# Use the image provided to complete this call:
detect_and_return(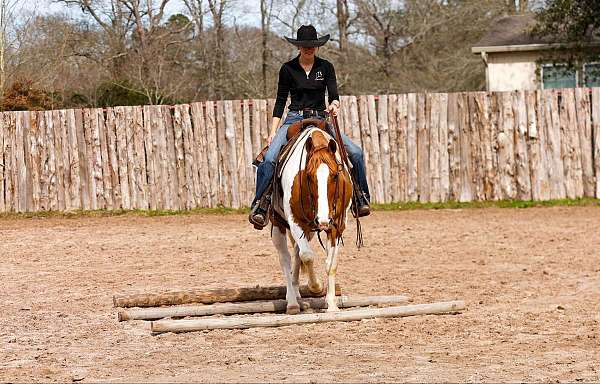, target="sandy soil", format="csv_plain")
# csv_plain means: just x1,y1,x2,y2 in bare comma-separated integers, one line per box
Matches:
1,206,599,383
